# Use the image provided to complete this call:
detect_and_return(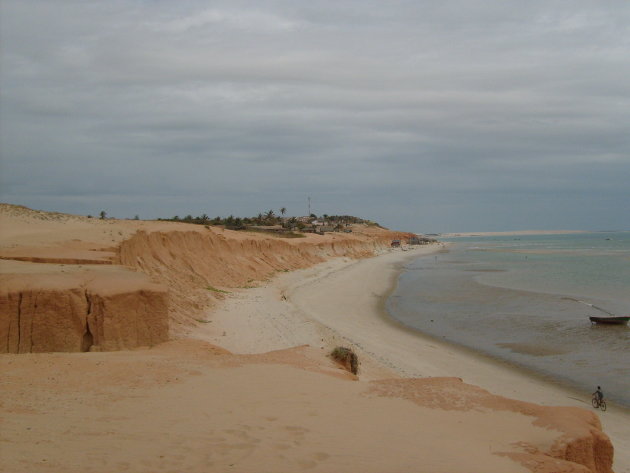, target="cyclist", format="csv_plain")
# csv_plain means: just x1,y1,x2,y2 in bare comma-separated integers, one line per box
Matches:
593,386,604,403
